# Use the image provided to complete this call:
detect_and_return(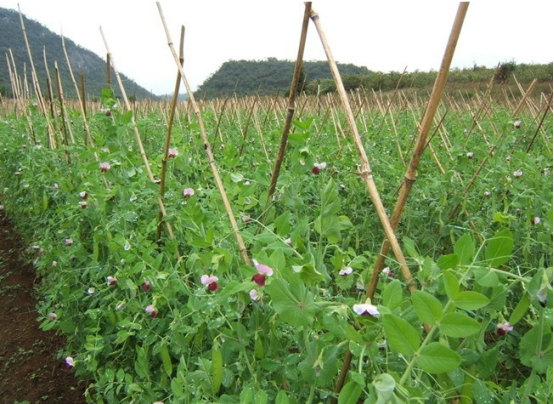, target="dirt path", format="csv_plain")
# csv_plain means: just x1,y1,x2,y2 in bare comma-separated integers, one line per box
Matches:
0,209,87,403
